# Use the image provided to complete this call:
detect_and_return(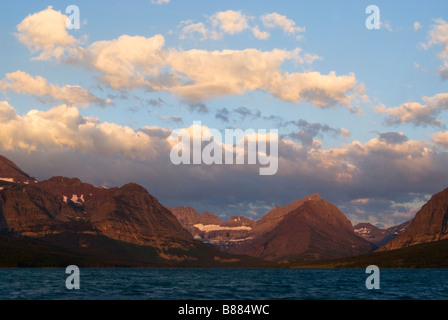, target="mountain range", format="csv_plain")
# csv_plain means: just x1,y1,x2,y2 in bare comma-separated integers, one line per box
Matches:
172,194,374,263
353,221,411,248
1,154,447,267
